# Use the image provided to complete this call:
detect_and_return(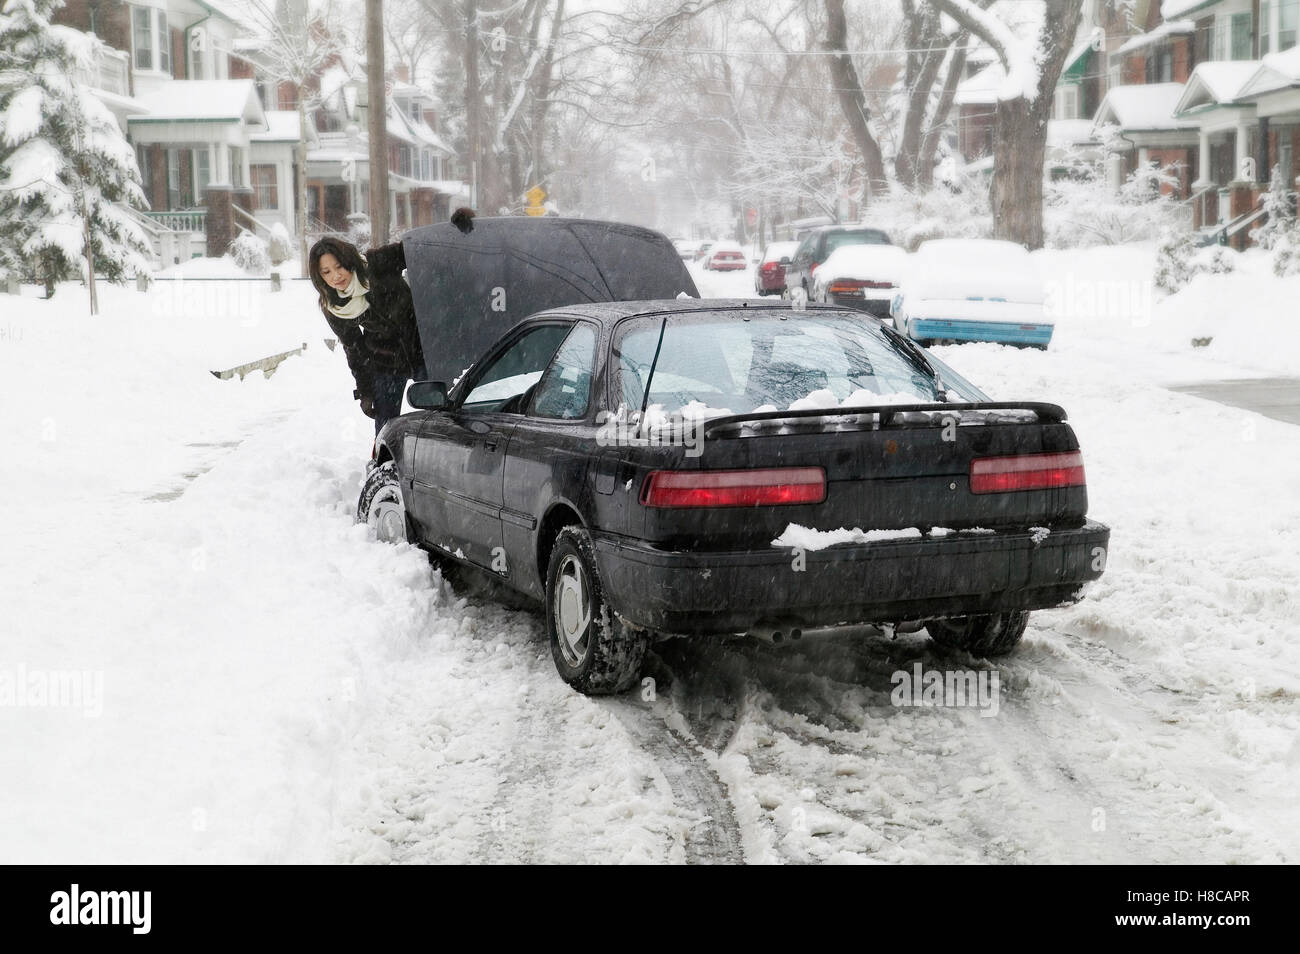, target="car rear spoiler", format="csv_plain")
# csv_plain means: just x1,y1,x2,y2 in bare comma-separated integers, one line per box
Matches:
702,401,1067,436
